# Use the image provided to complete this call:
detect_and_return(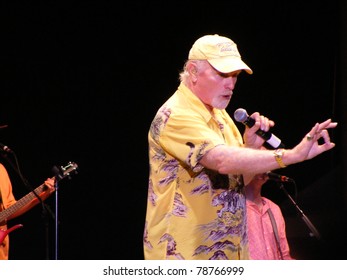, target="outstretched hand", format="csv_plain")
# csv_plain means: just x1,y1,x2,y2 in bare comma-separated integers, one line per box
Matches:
292,119,337,161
